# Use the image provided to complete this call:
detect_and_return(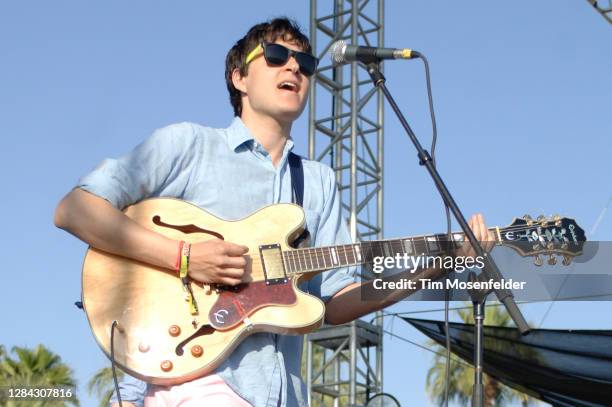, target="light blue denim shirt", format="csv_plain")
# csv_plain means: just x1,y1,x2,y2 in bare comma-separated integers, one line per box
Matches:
77,117,357,407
